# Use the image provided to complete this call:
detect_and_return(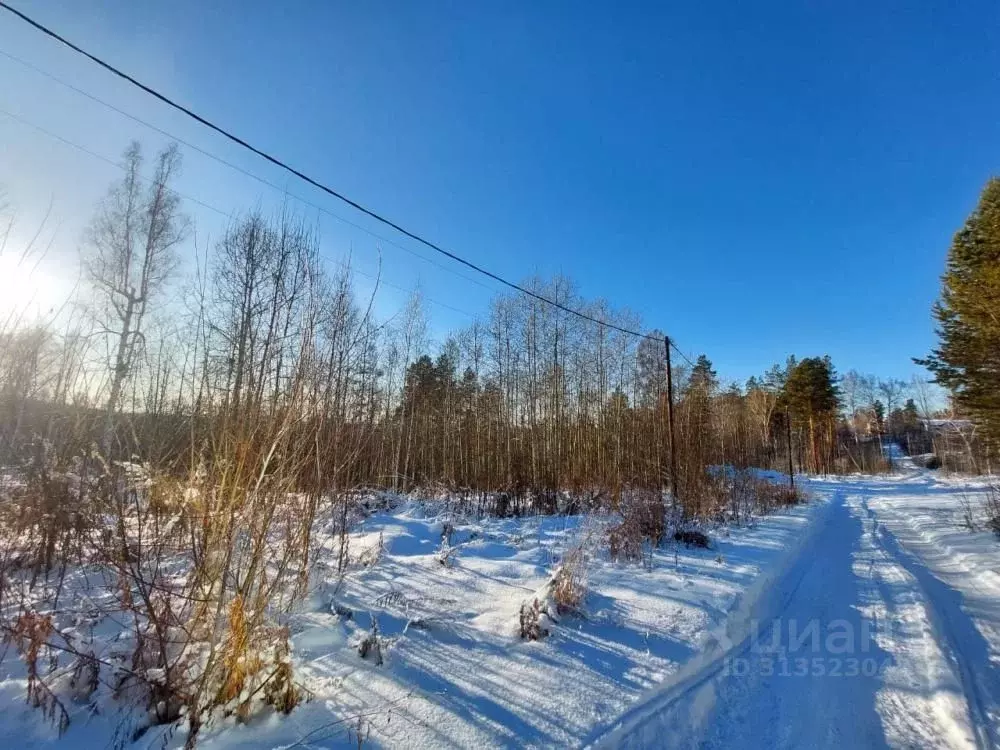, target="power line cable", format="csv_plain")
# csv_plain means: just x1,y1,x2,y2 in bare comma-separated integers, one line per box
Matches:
0,105,478,321
0,0,676,347
3,101,696,365
670,343,696,368
0,46,497,295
